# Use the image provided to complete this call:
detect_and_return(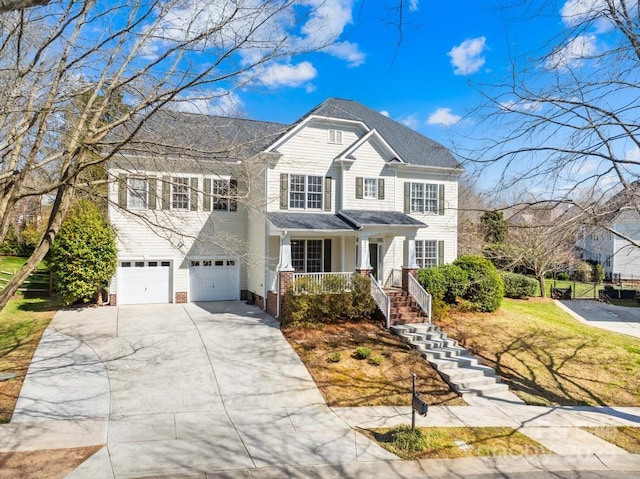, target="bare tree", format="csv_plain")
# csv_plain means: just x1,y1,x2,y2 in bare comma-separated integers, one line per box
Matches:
457,177,487,256
470,0,640,249
0,0,338,310
0,0,49,13
486,205,581,297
